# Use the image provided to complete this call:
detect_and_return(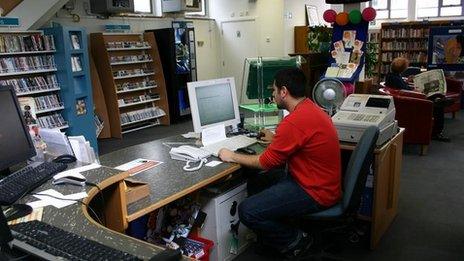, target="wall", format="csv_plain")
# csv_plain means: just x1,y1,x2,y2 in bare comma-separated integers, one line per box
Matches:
283,0,329,54
4,0,69,30
209,0,285,57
